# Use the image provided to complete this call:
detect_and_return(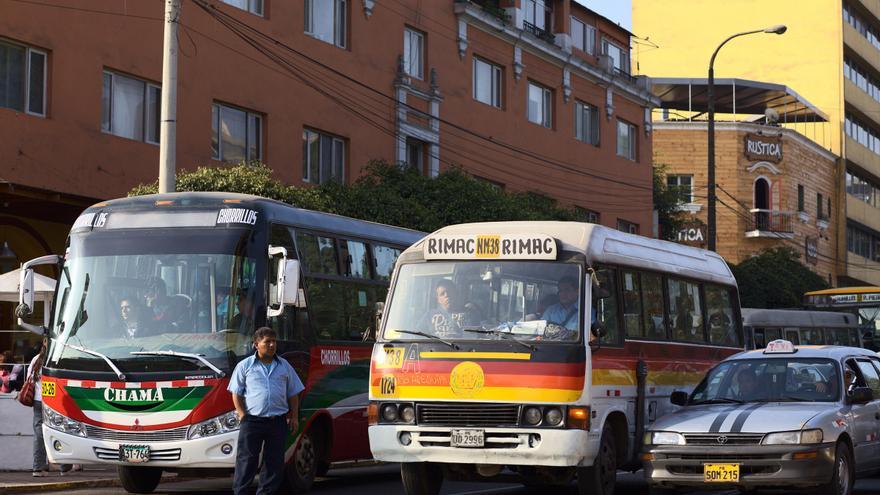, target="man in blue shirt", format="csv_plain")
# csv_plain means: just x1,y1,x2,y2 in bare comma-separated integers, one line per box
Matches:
228,327,305,495
541,276,580,340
